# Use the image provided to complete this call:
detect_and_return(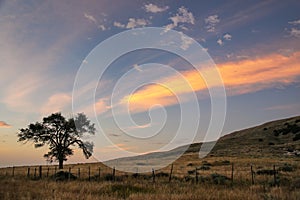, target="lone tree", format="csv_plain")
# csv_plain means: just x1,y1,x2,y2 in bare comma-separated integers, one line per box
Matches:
17,112,96,169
